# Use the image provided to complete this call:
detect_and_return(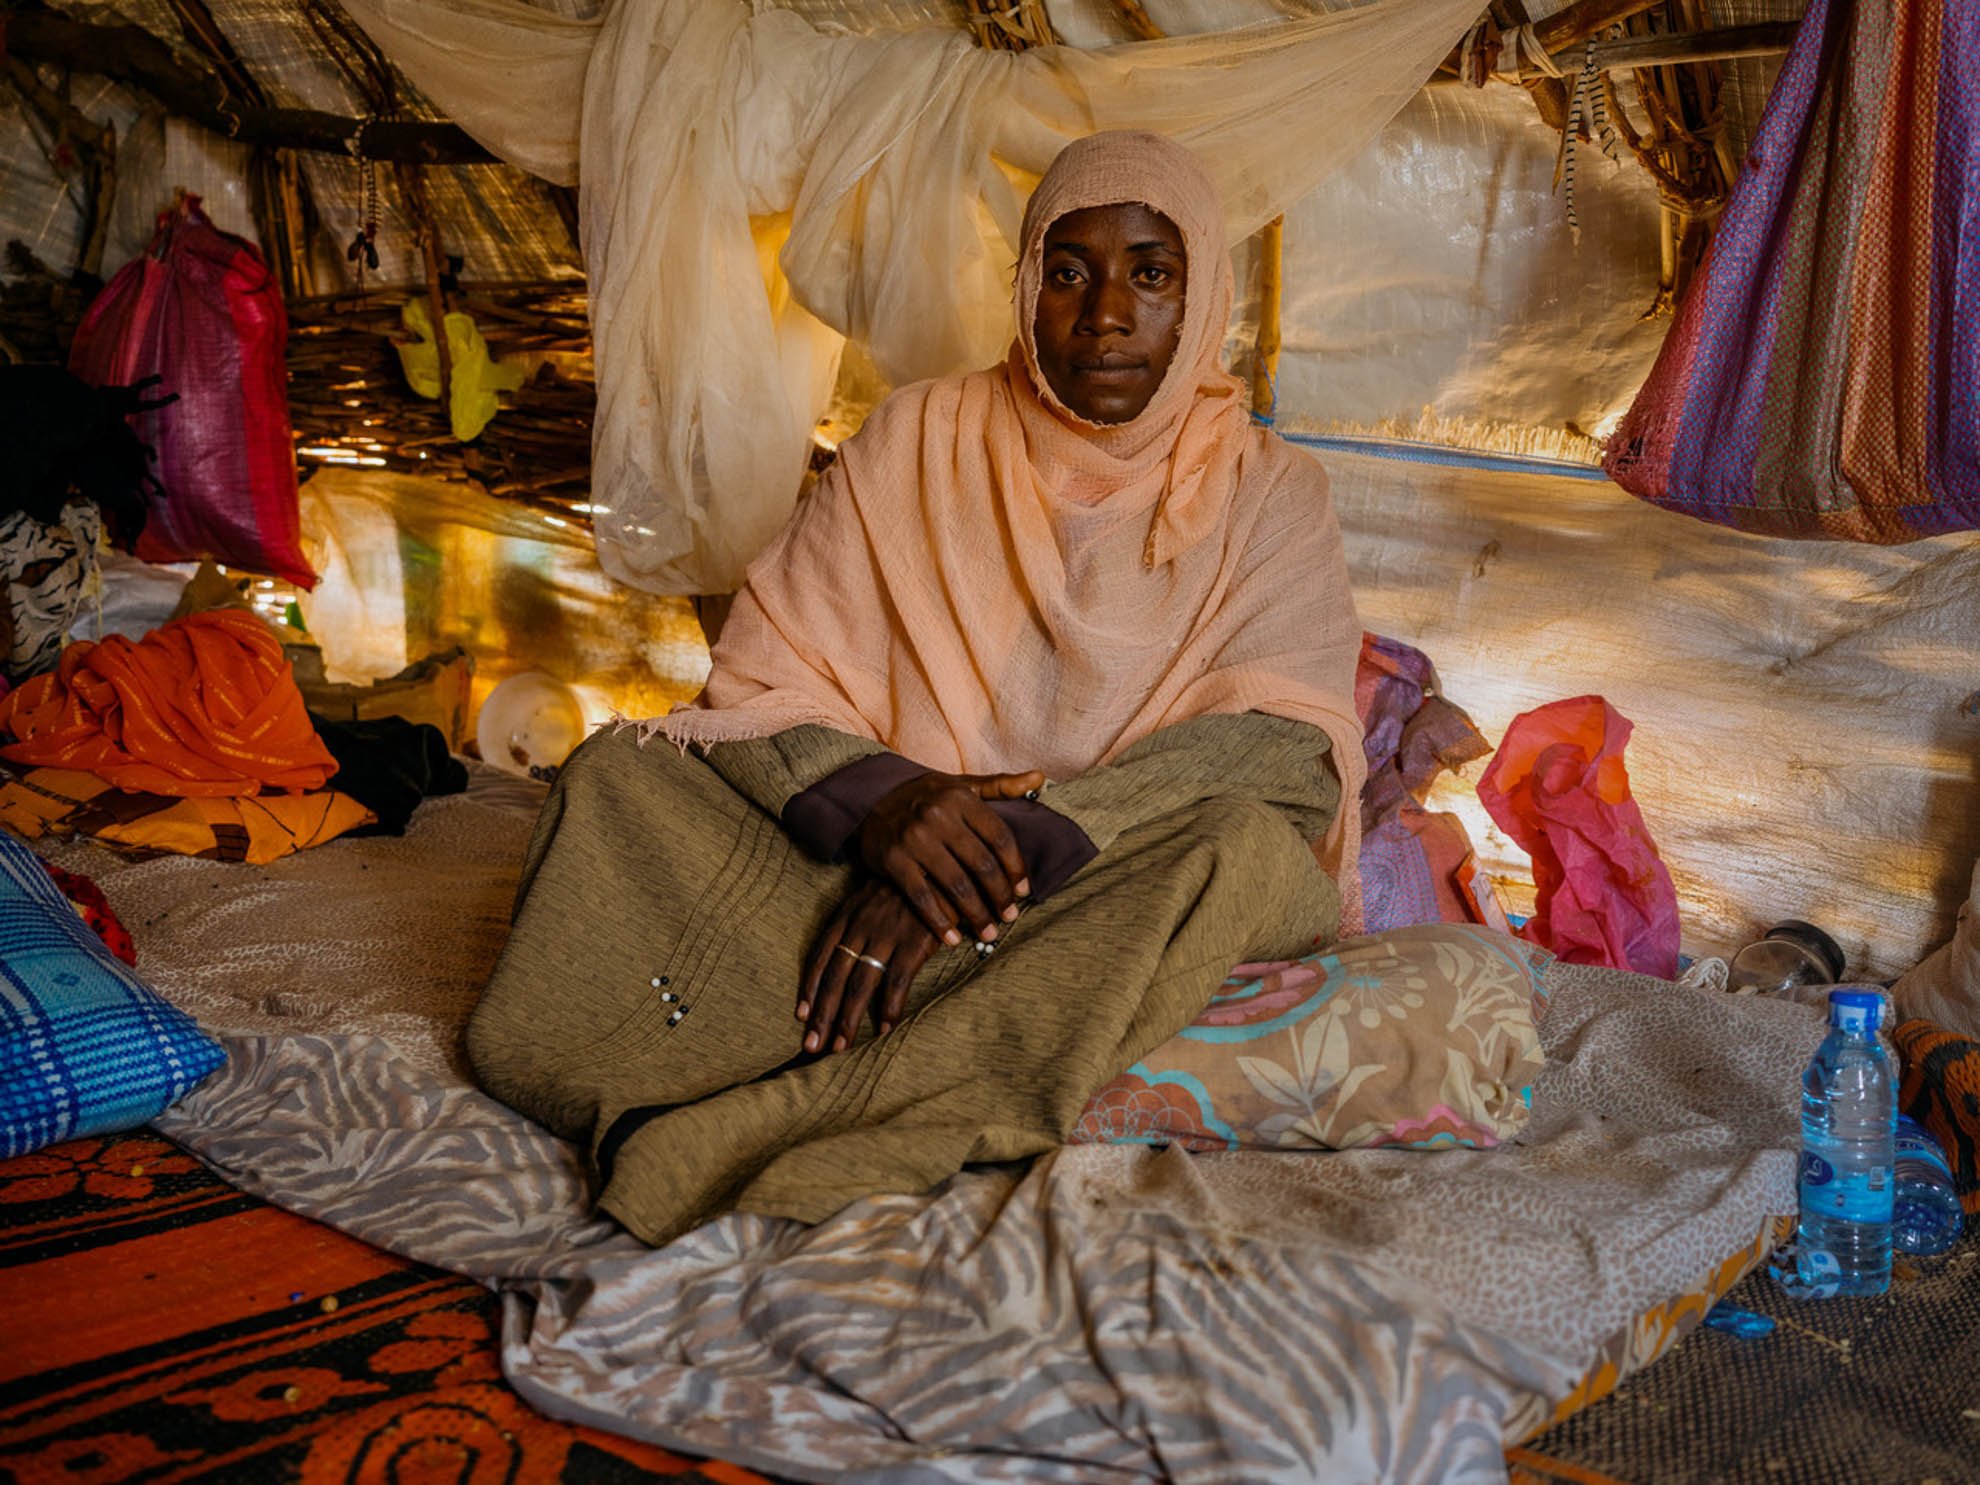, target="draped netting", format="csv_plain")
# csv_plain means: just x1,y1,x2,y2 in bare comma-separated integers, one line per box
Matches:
338,0,1483,594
